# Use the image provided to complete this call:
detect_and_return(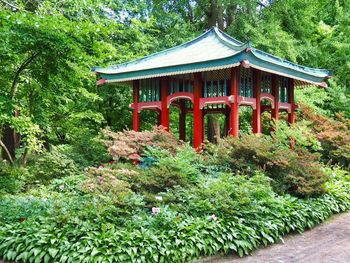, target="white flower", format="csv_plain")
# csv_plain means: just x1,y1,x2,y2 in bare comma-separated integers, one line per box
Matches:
152,207,160,214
